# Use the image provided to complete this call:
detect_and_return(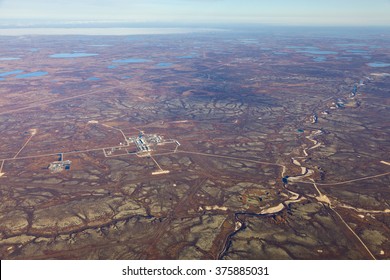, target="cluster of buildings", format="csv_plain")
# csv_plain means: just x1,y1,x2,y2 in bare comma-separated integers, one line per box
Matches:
129,133,163,156
48,160,71,173
310,114,318,124
329,98,346,109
